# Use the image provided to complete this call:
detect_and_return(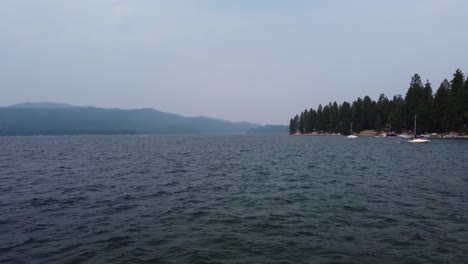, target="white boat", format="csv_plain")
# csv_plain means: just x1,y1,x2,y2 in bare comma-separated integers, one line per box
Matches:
347,123,358,139
398,134,413,139
374,133,387,138
408,115,430,144
408,138,430,144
